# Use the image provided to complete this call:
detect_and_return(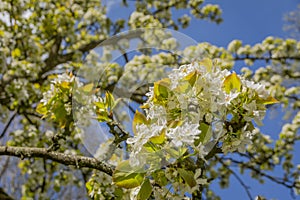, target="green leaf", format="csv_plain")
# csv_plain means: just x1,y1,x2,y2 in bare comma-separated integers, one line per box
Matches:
81,83,94,93
96,111,111,122
36,103,47,116
197,122,212,144
167,120,183,128
153,78,171,104
113,161,145,189
60,81,70,89
257,96,279,105
12,48,21,58
132,110,150,135
199,58,213,72
178,168,197,187
183,70,199,86
152,170,168,186
174,81,191,93
137,178,152,200
94,101,106,110
85,180,93,194
165,147,187,158
174,71,199,93
105,92,115,109
149,128,166,144
143,142,160,152
166,108,182,121
222,72,242,94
